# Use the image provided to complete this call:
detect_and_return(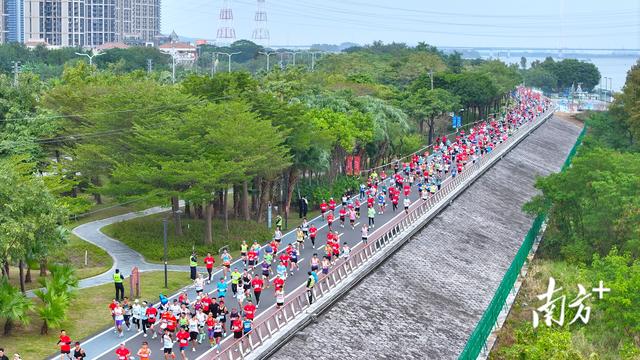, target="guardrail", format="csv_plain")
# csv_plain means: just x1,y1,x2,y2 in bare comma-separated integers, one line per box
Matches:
458,123,587,360
214,107,556,360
